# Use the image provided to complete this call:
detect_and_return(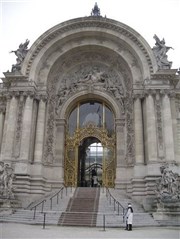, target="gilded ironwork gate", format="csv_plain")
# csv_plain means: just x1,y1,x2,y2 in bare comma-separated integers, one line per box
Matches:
64,124,116,187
